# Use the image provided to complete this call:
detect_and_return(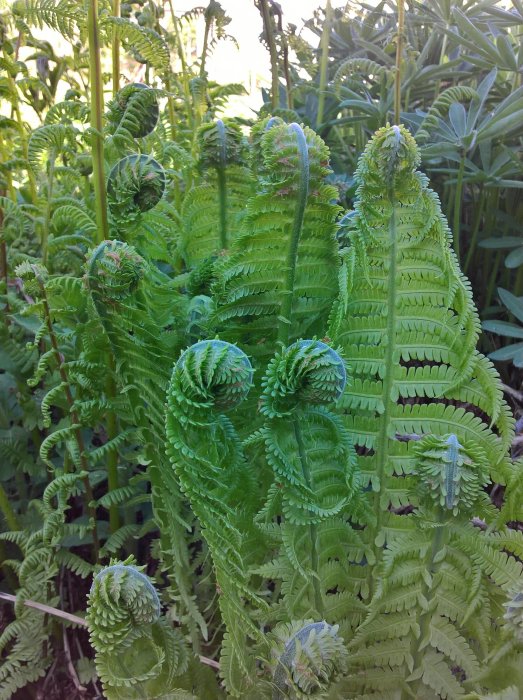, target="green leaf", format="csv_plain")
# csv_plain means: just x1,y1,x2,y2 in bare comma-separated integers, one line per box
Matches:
498,288,523,324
